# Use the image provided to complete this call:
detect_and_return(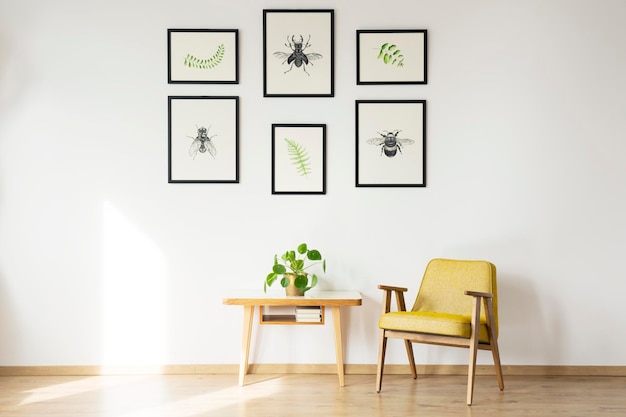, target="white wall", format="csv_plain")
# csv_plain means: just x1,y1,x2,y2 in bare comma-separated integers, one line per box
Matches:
1,0,625,368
